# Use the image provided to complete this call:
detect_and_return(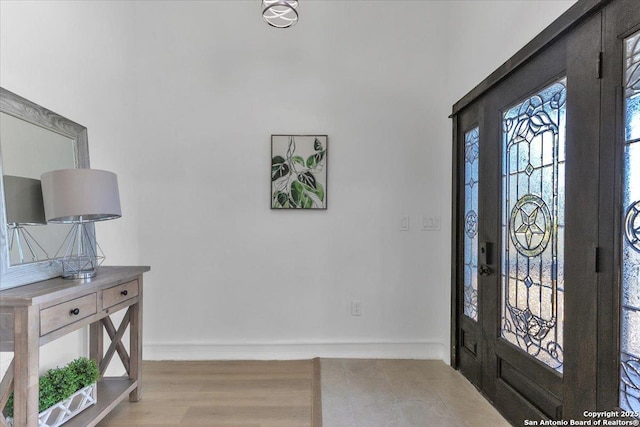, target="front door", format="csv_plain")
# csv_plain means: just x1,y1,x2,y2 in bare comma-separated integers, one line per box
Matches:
453,7,605,423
